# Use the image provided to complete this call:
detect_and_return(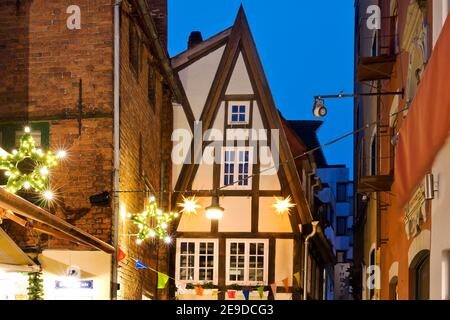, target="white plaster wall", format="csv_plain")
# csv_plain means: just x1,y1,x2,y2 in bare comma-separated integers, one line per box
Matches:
226,53,254,95
177,197,212,232
258,197,292,233
430,136,450,299
433,0,450,47
179,46,225,120
172,104,193,187
218,197,252,232
192,146,214,191
275,239,293,286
